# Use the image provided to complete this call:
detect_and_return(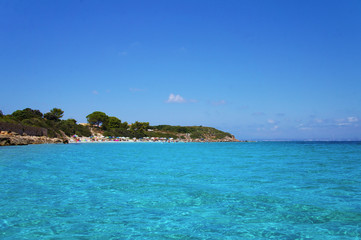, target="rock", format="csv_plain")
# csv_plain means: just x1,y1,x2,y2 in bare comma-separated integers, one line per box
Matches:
53,138,63,144
0,134,66,146
0,137,11,146
9,136,28,145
